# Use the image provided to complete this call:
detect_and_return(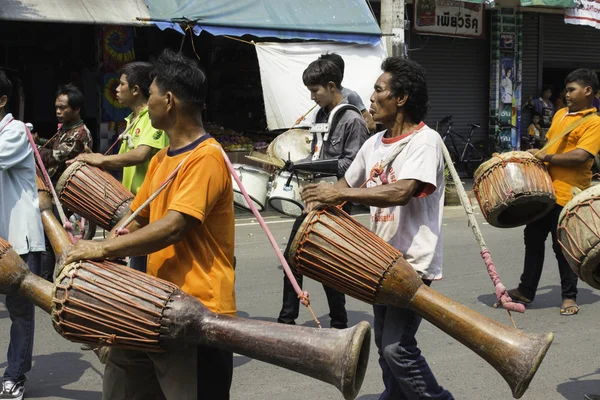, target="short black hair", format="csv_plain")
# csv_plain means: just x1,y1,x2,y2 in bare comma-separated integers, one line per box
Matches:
0,70,12,103
319,53,345,78
302,59,342,90
151,49,207,110
56,84,84,110
565,68,600,94
118,61,153,98
532,112,541,118
541,84,553,94
381,57,429,123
